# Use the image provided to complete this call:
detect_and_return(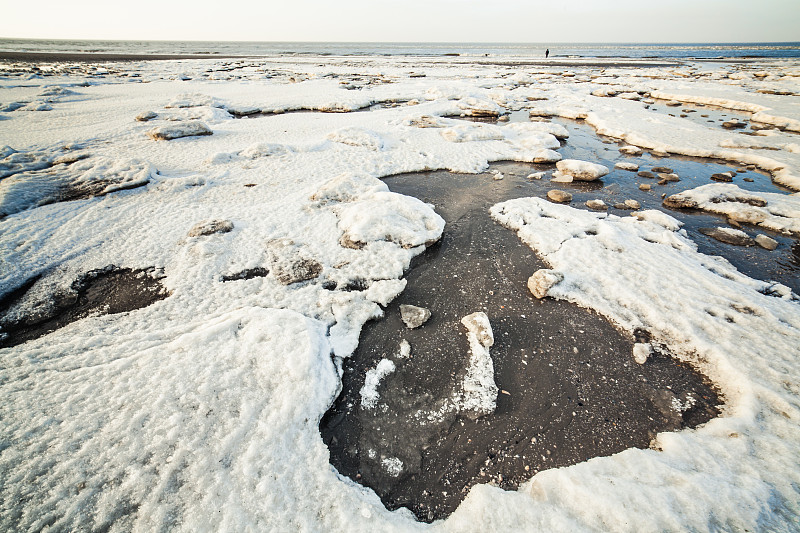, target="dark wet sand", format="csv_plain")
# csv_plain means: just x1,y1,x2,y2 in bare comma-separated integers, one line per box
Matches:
0,52,250,63
321,167,720,522
0,267,169,348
